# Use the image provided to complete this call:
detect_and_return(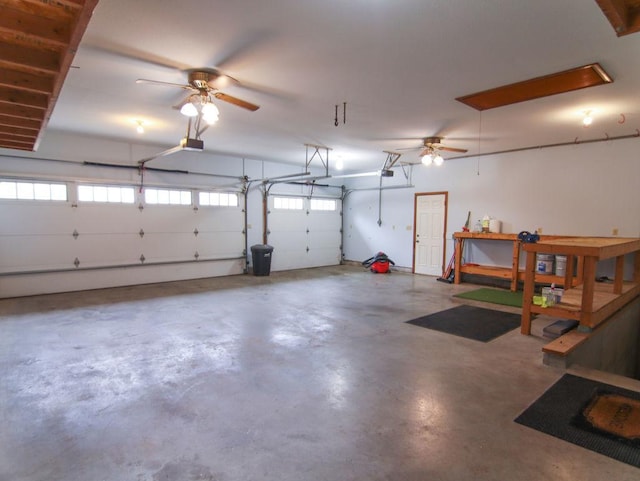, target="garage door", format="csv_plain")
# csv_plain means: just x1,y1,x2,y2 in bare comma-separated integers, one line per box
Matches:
0,180,245,277
267,195,342,271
